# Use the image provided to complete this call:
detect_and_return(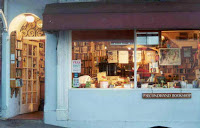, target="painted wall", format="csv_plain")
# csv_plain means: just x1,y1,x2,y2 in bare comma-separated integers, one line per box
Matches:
6,0,57,25
45,89,200,128
44,33,57,114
